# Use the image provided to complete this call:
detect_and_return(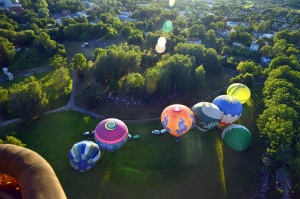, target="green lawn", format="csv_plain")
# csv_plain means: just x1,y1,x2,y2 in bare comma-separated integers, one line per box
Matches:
1,85,264,199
